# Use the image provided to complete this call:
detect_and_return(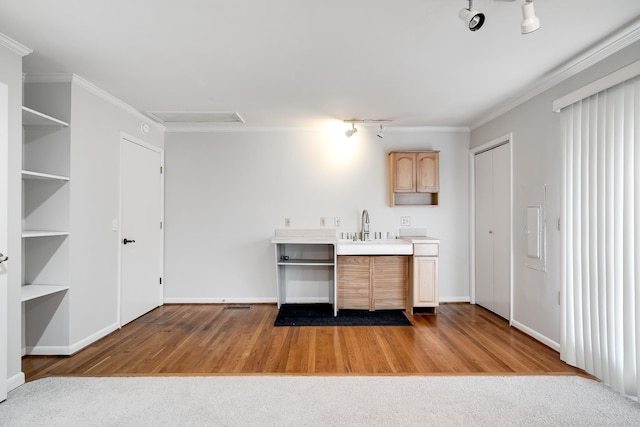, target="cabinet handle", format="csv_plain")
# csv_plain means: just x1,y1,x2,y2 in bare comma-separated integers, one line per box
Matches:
123,238,136,245
0,252,7,263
